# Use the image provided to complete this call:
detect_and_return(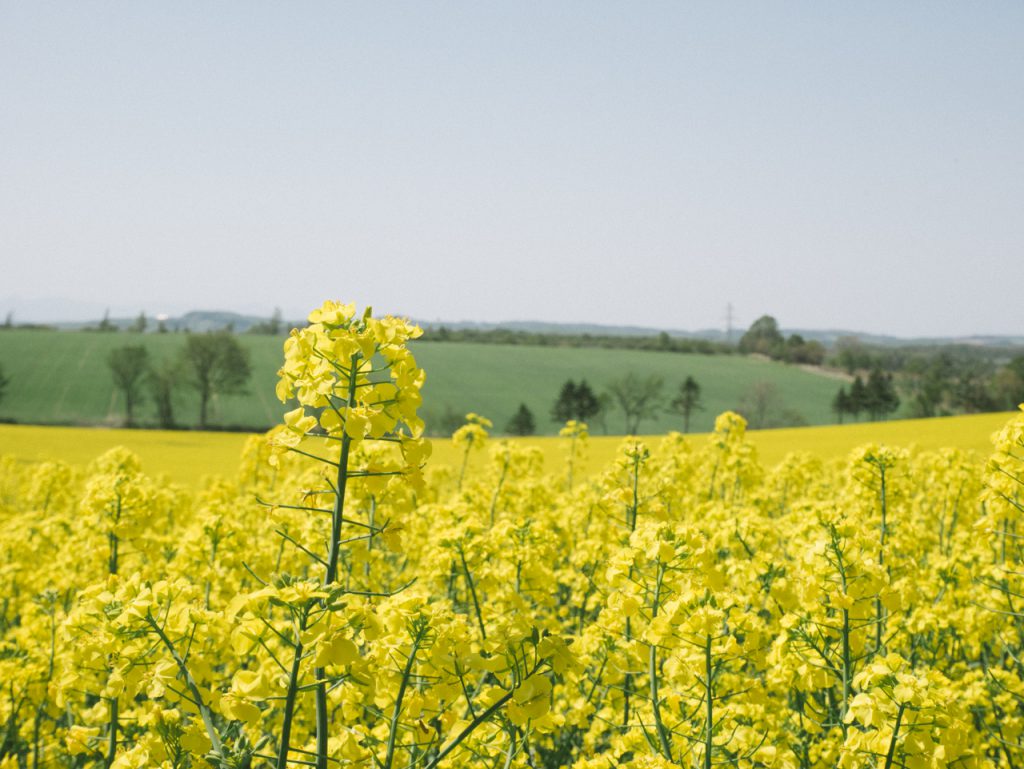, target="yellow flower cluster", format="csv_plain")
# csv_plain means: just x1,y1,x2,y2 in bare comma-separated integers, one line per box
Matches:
1,305,1023,769
272,300,430,476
